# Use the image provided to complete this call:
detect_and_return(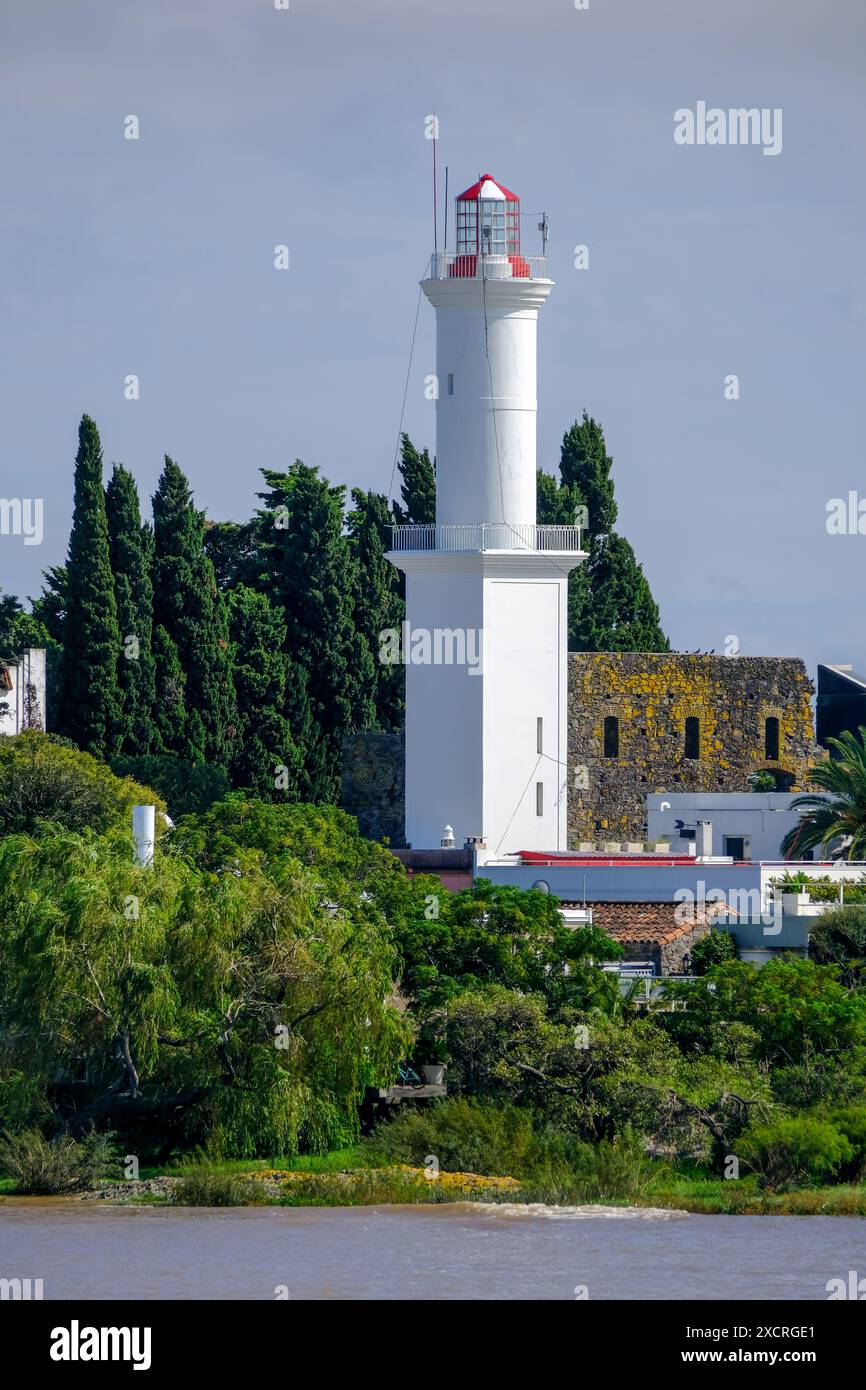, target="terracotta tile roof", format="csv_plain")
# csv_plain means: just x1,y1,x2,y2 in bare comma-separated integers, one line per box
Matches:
560,900,716,945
